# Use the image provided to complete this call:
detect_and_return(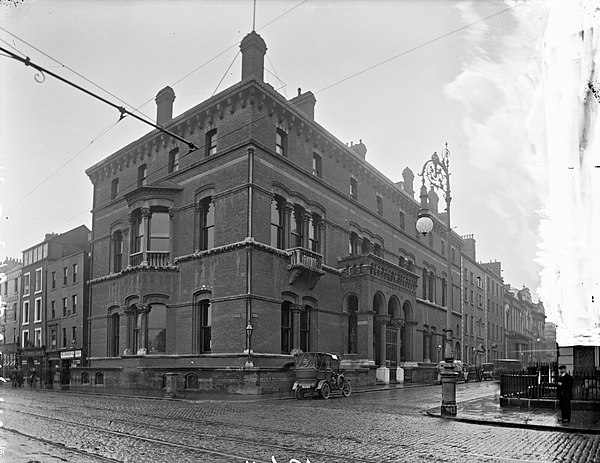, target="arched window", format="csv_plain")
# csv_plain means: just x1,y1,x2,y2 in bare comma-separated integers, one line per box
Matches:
193,299,211,353
300,306,311,352
95,372,104,385
281,301,292,354
148,304,166,354
110,229,123,273
271,196,285,249
108,311,120,357
291,205,305,248
81,372,90,385
197,197,214,251
309,213,321,253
